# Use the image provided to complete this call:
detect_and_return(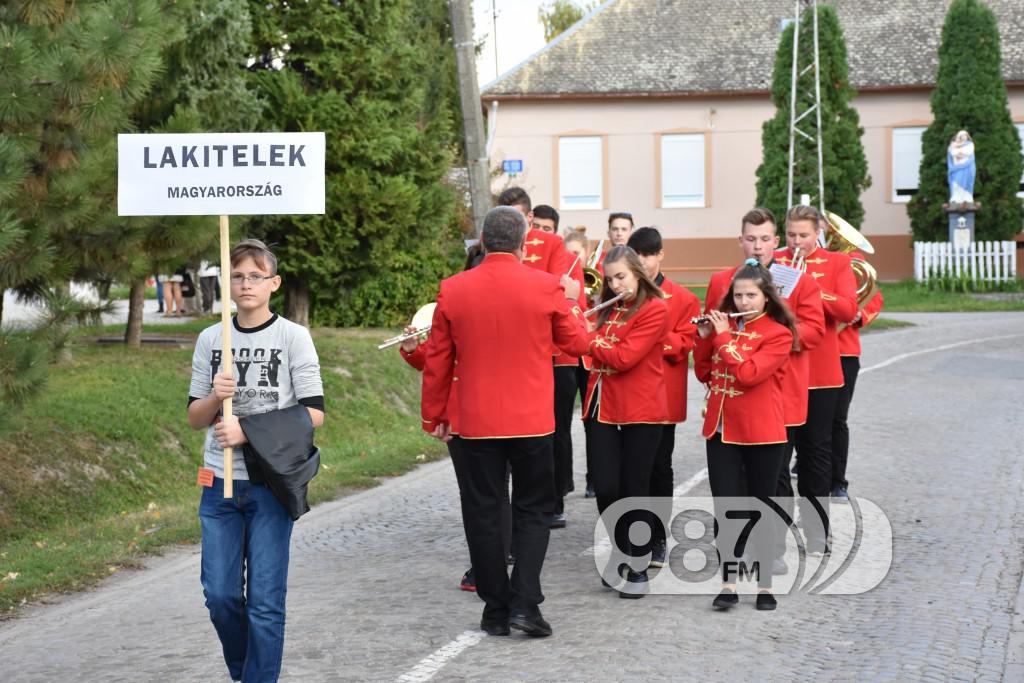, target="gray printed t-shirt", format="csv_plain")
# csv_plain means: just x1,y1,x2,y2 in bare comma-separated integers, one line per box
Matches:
189,314,323,479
